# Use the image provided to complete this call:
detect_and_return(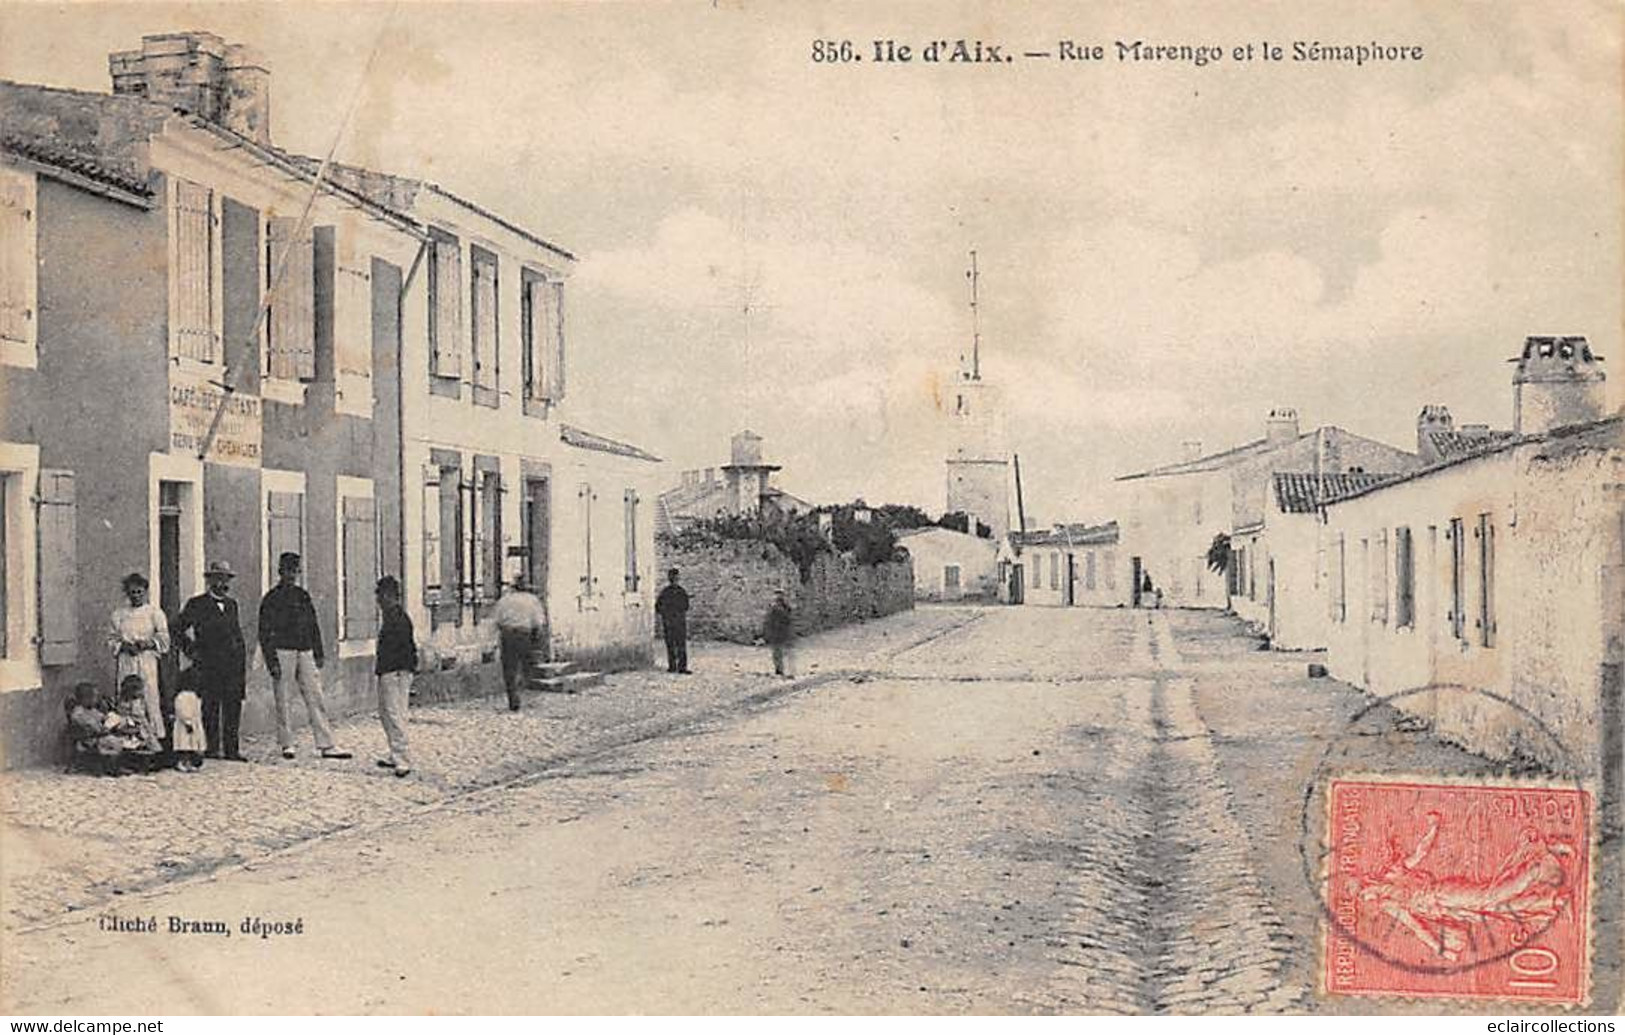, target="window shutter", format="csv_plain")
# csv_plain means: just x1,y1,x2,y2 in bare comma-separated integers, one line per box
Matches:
266,491,306,586
0,170,35,346
267,216,315,380
173,180,217,362
336,232,372,378
580,483,594,596
471,254,498,392
526,276,551,401
36,469,77,665
430,238,462,378
422,464,441,607
342,497,378,640
624,489,639,592
438,466,462,621
550,281,565,401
